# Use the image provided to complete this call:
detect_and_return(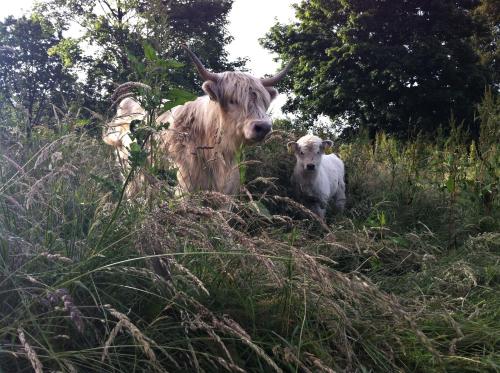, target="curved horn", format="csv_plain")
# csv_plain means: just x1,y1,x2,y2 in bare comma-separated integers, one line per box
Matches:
182,44,219,82
261,59,295,87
